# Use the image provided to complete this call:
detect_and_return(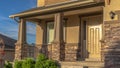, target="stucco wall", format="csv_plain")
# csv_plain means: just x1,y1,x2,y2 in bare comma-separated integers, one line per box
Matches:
104,0,120,21
36,20,46,44
37,0,45,7
66,15,80,43
37,0,69,7
45,0,69,5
